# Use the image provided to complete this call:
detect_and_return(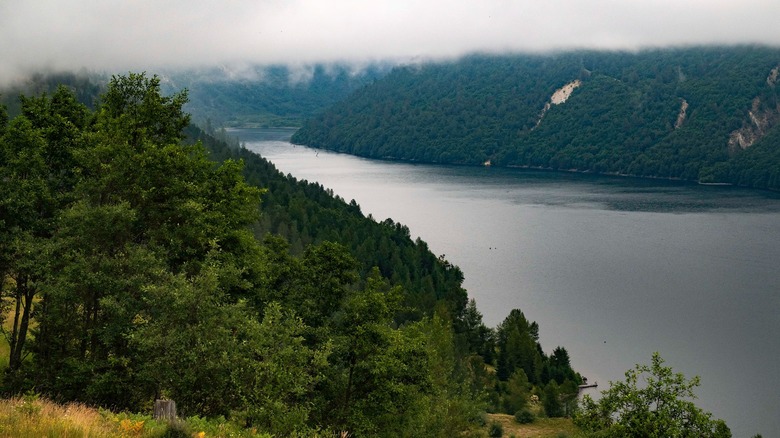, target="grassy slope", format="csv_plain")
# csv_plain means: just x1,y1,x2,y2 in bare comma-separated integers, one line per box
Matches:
0,396,267,438
0,395,582,438
483,413,582,438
